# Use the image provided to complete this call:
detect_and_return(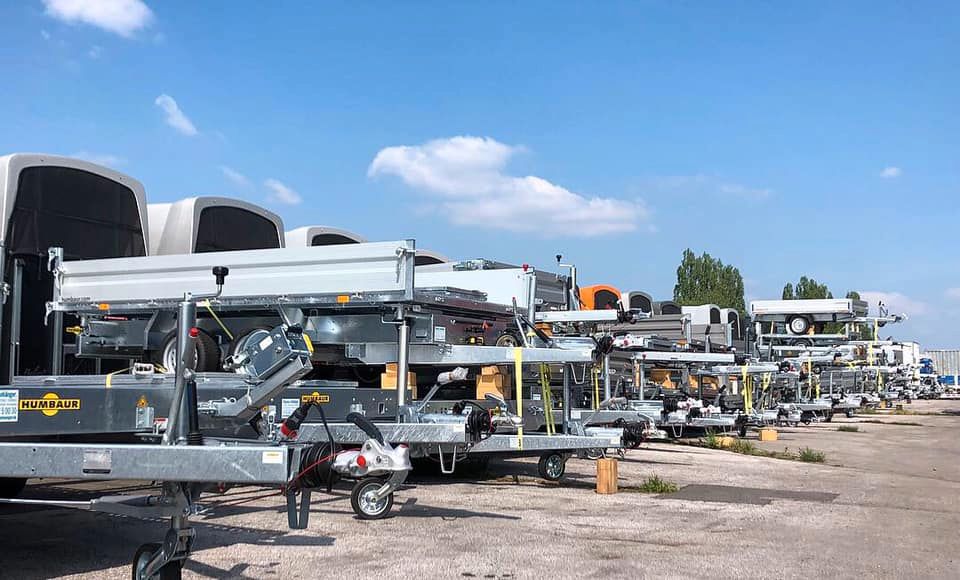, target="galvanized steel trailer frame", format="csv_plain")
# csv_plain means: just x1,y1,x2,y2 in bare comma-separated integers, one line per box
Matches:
1,241,622,577
36,240,621,447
